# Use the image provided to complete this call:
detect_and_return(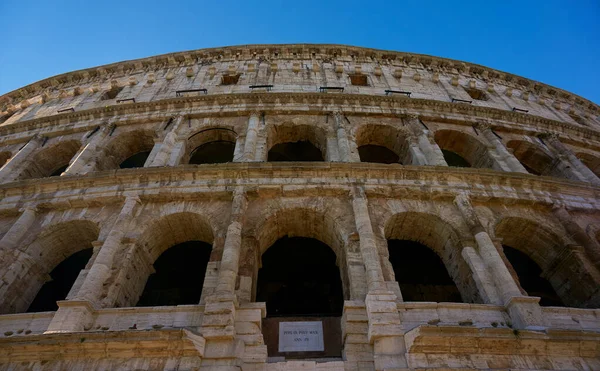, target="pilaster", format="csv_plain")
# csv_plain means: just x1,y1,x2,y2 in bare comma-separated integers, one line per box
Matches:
242,111,261,161
0,135,45,182
149,115,185,167
540,132,600,185
476,122,528,173
403,114,447,166
63,122,114,175
454,193,546,330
